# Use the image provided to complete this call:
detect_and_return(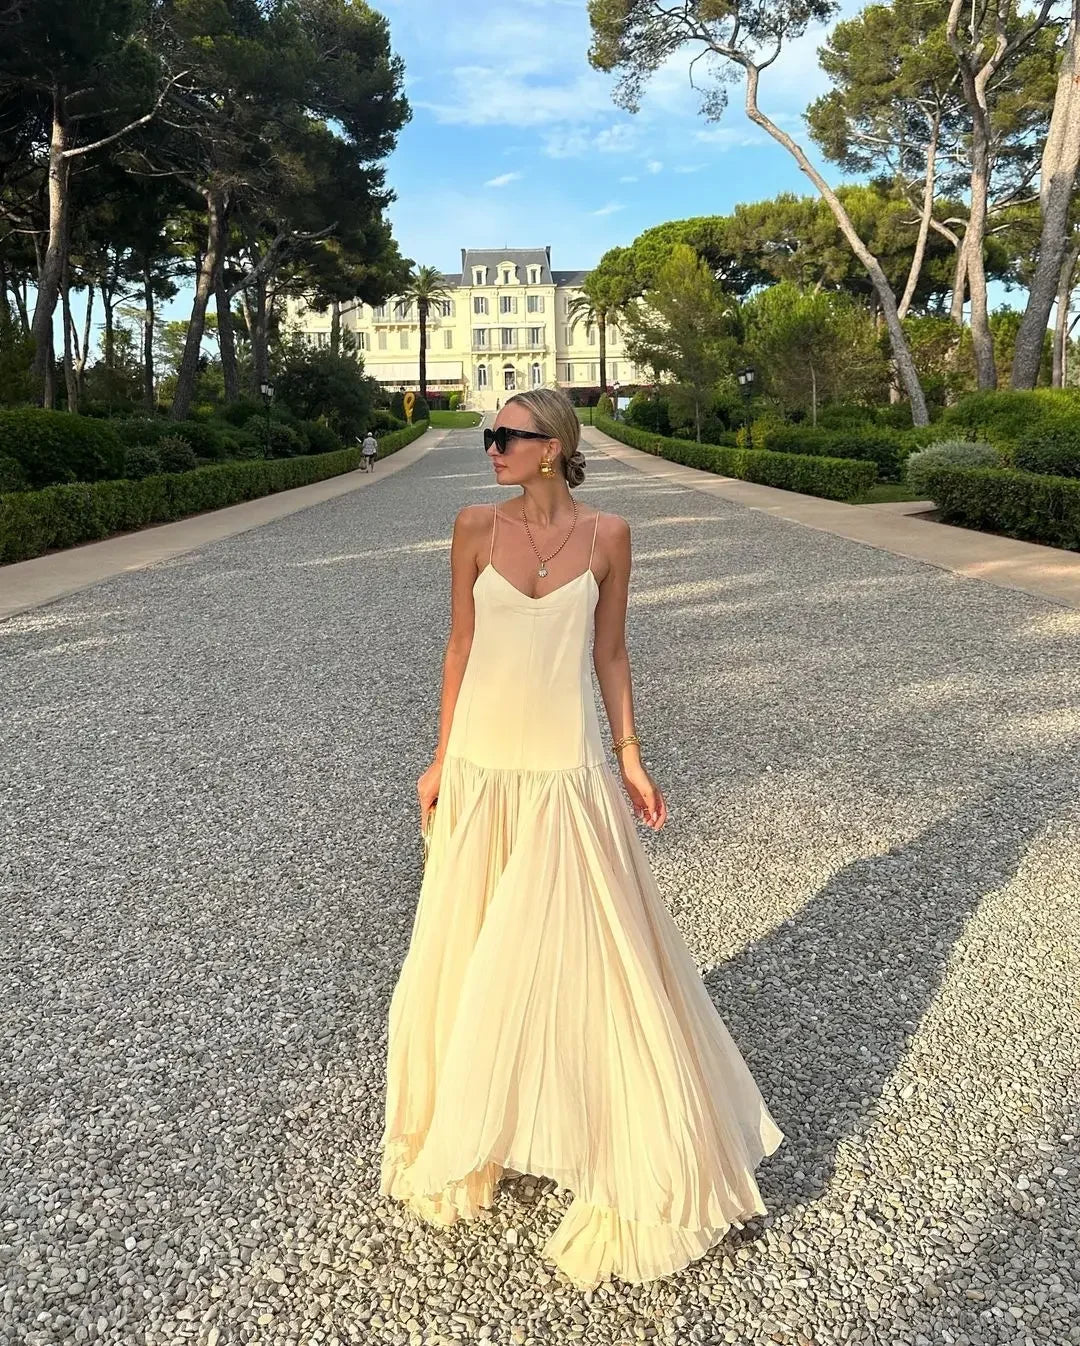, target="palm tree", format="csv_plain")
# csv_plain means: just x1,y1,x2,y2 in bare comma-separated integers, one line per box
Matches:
566,291,610,396
400,265,452,400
